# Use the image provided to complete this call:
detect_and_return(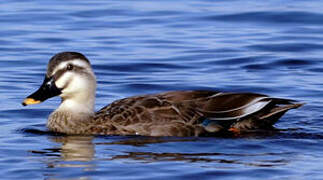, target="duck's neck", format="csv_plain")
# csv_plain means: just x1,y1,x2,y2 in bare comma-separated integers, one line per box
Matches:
58,95,95,115
47,95,96,134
